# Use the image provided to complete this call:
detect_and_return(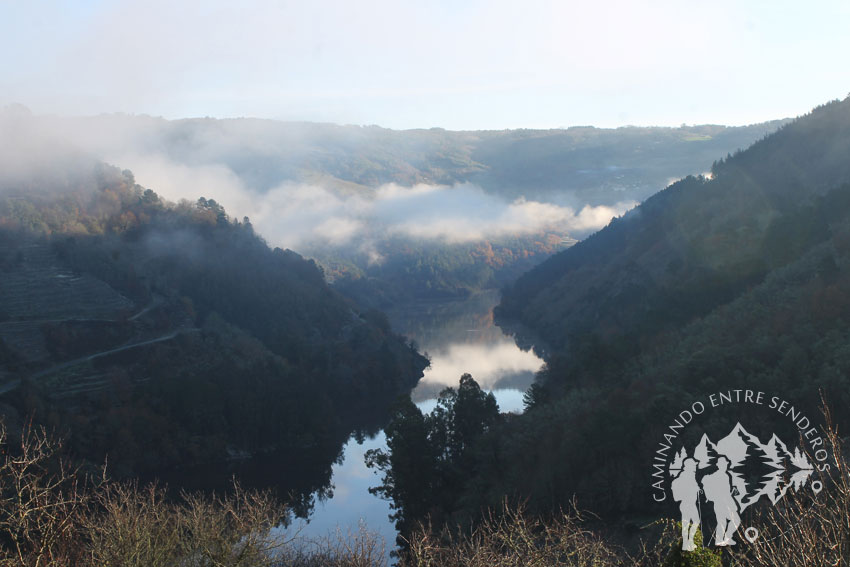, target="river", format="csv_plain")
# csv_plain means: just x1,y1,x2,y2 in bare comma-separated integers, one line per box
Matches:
287,289,544,552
